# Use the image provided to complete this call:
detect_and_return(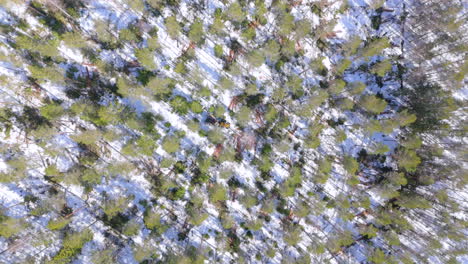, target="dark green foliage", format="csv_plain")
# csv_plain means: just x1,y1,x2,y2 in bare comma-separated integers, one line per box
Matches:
401,80,455,132
162,136,180,153
40,102,64,121
190,101,203,113
135,48,156,69
226,2,244,23
360,95,387,114
397,148,421,172
49,229,93,264
169,187,185,200
209,183,227,203
165,16,180,39
170,95,189,114
0,215,26,238
188,19,204,44
29,2,67,34
214,44,224,58
136,68,156,86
